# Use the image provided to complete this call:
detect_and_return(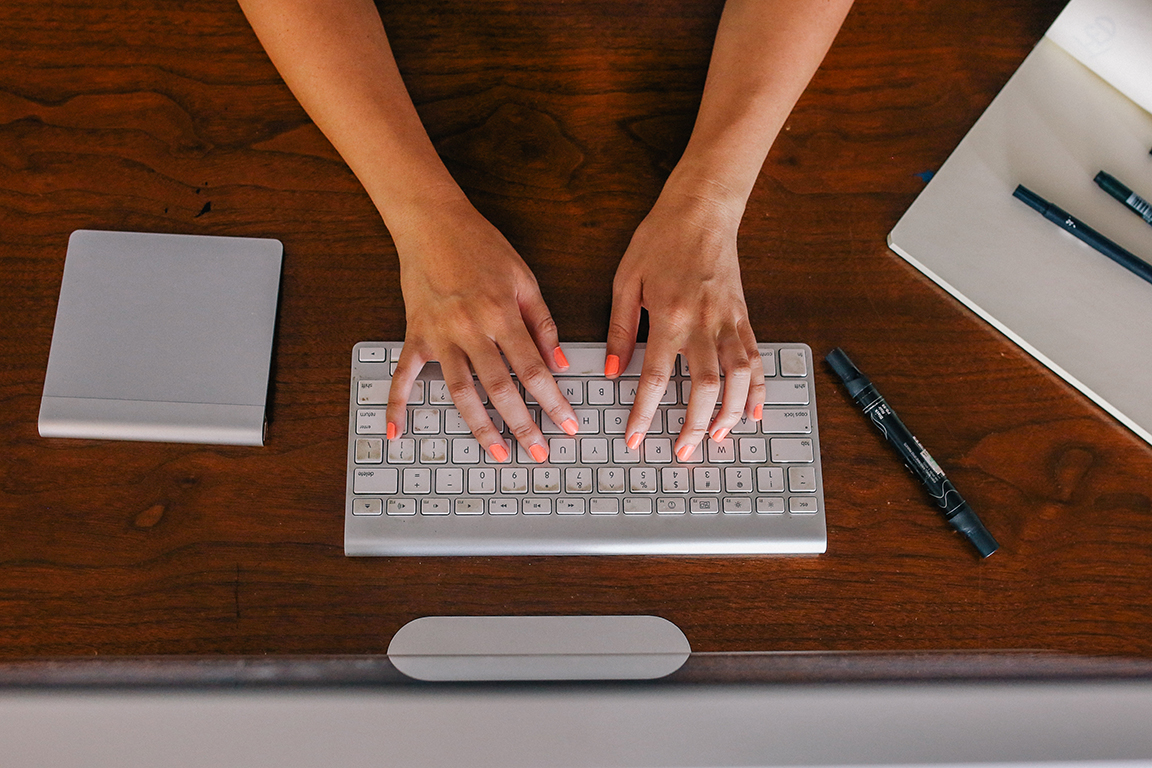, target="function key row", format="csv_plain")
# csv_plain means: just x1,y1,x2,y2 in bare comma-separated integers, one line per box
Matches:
352,494,818,517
